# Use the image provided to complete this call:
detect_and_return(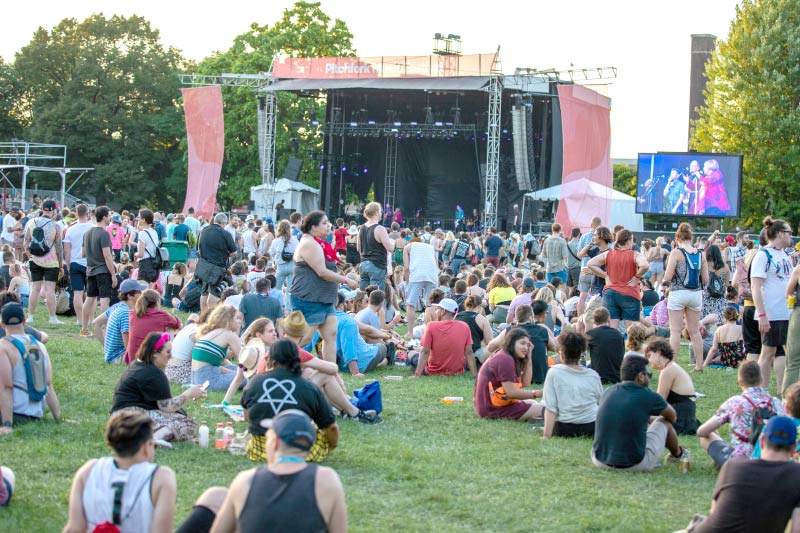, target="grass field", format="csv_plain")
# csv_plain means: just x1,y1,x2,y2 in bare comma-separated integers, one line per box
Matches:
0,308,764,532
